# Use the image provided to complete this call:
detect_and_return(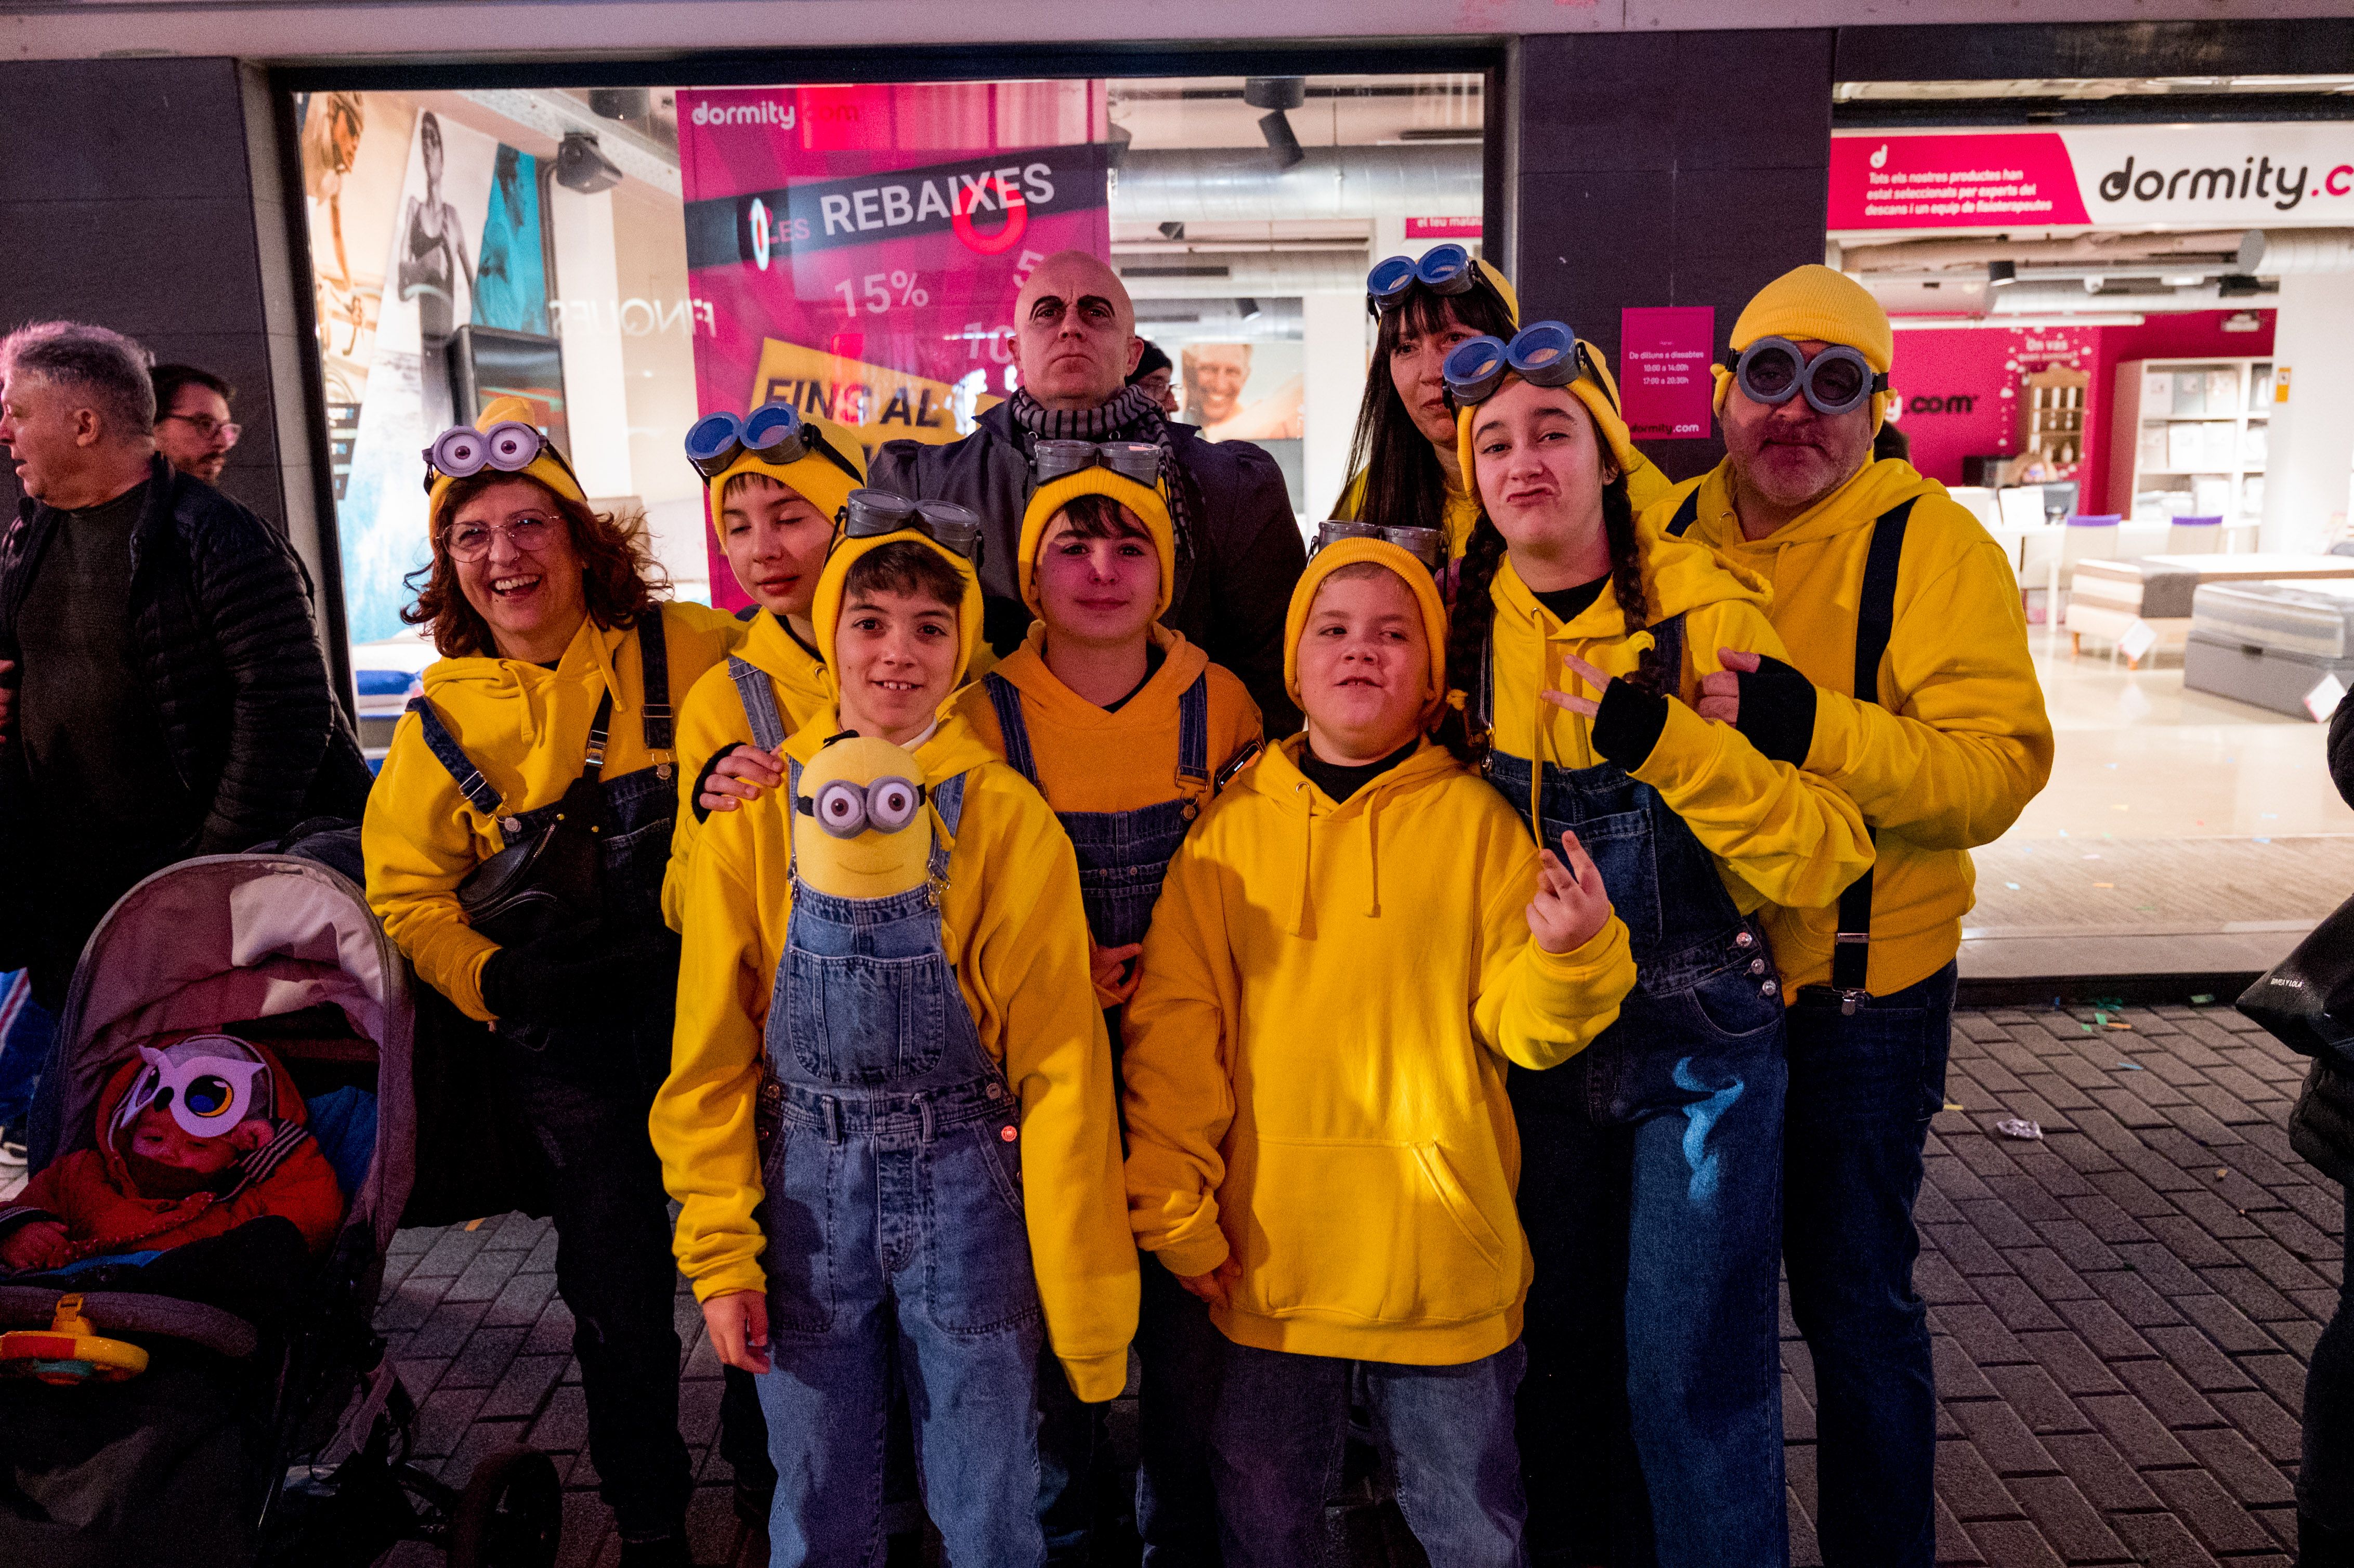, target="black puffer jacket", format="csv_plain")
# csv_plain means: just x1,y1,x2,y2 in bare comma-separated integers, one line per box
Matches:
2291,685,2354,1185
0,458,371,927
870,403,1308,734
